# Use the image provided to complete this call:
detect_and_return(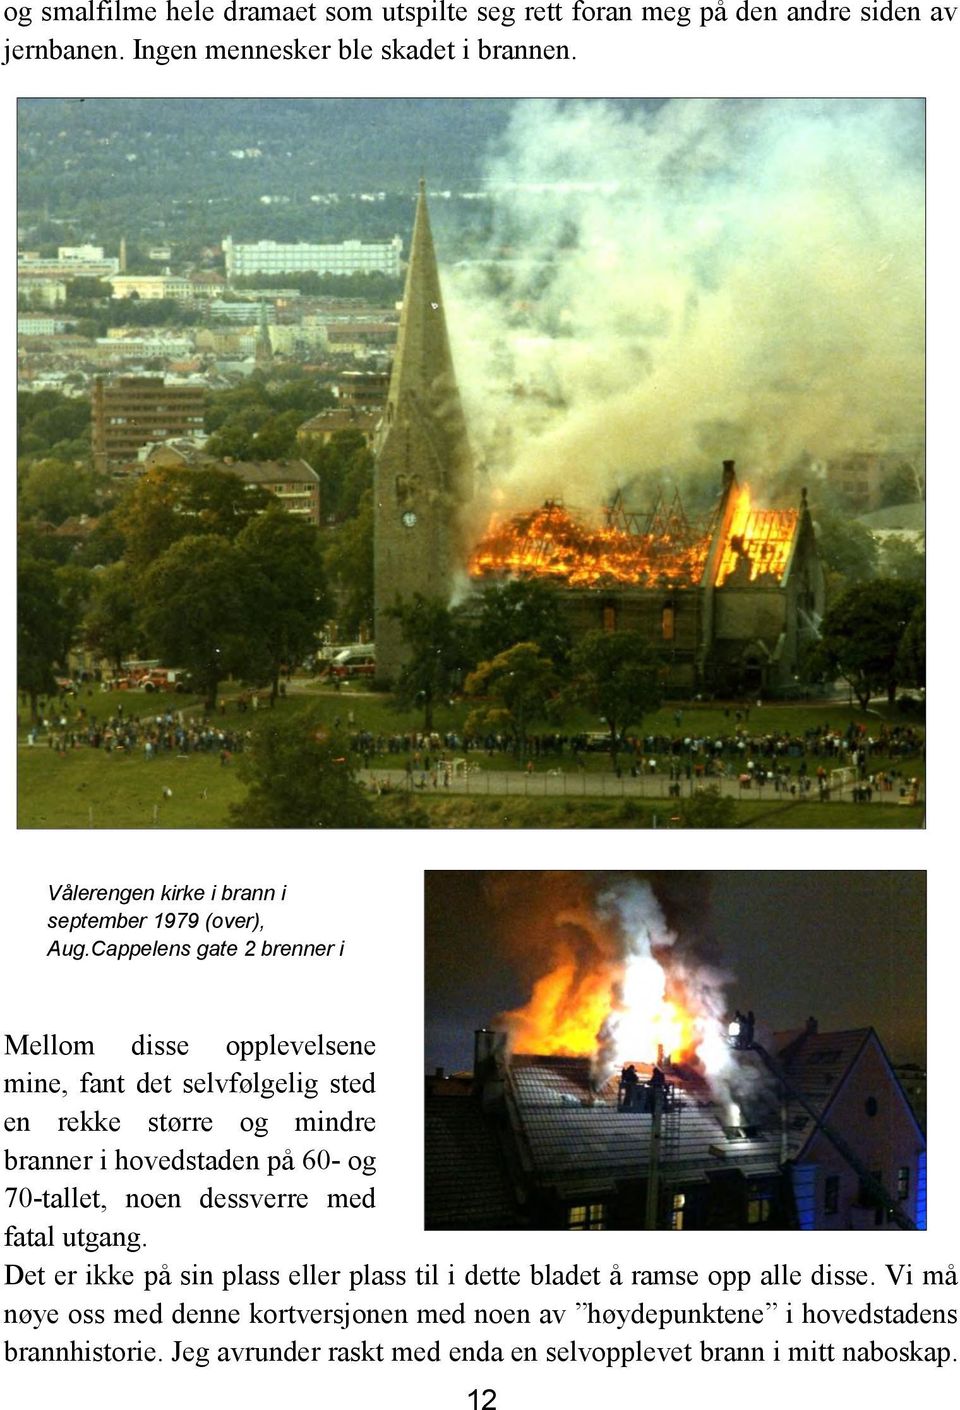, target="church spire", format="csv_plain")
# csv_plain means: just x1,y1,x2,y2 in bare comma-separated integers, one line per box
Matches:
373,182,473,683
380,179,467,460
254,300,273,367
